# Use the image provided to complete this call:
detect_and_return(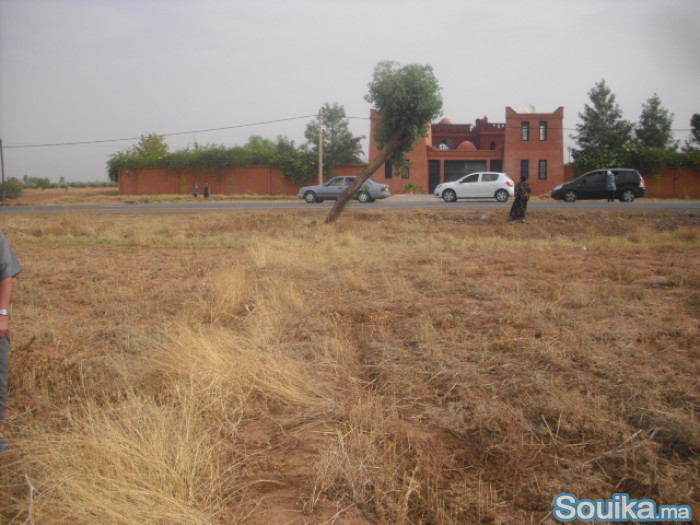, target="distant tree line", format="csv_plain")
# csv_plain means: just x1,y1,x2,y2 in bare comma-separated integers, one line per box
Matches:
572,79,700,175
2,176,116,200
106,104,365,186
